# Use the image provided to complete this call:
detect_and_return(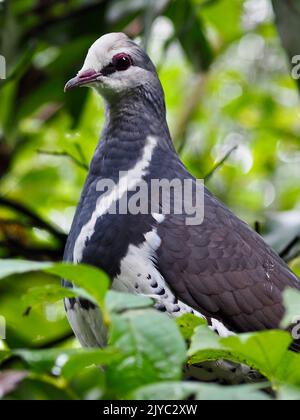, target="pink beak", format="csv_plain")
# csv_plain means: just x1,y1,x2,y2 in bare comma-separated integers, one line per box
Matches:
64,69,100,92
